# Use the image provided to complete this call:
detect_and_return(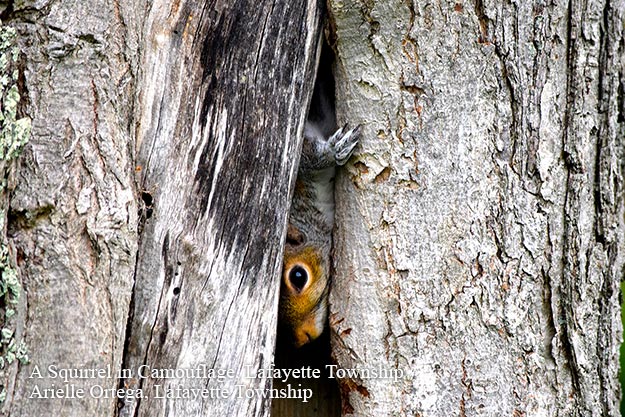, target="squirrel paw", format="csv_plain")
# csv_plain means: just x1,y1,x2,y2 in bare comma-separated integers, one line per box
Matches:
328,124,361,166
